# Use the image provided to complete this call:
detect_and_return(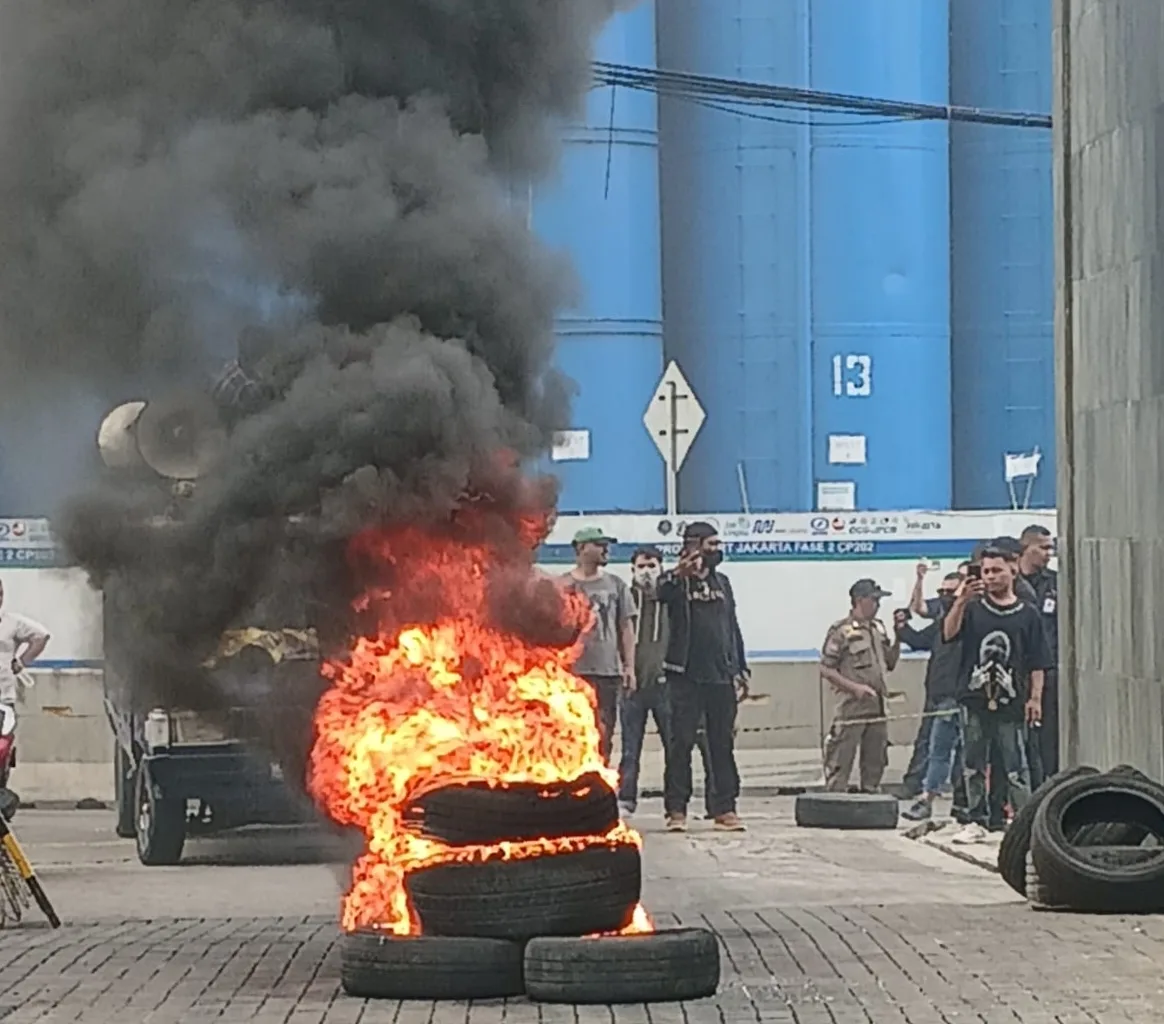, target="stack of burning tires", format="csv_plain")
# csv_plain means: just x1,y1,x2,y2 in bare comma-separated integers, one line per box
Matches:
998,765,1164,912
339,773,721,1004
